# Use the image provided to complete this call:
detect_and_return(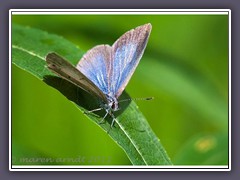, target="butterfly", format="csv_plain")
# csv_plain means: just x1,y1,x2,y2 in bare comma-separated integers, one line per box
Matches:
46,23,152,127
